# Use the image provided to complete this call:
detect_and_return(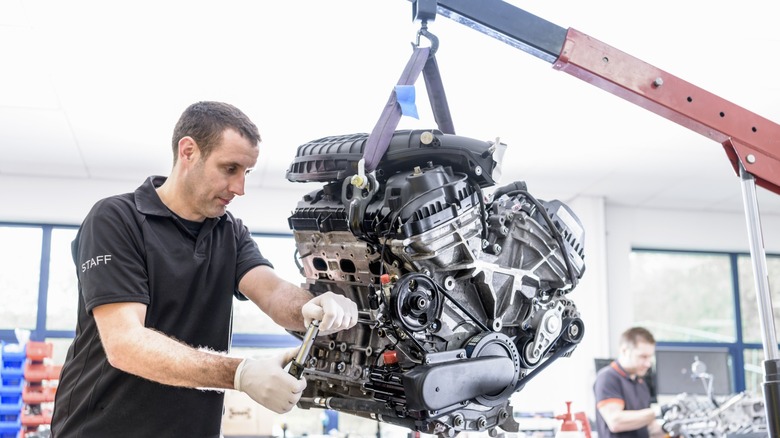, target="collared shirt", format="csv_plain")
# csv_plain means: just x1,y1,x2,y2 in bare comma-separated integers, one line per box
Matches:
594,361,652,438
52,176,272,438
